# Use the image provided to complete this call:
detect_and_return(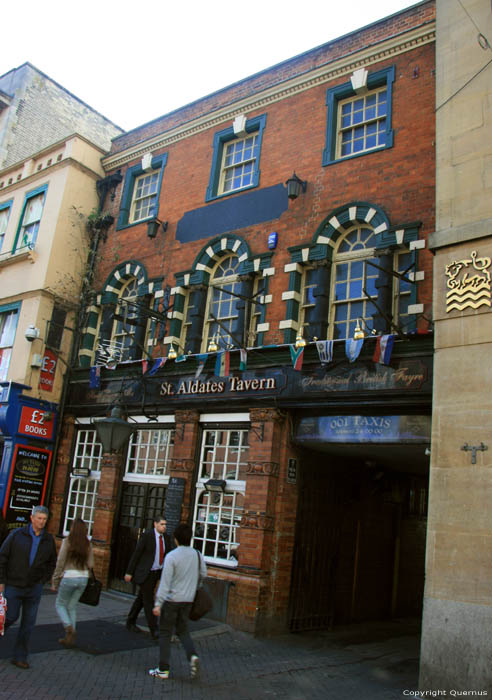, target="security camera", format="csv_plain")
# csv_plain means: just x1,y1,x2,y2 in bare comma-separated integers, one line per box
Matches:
25,324,40,342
